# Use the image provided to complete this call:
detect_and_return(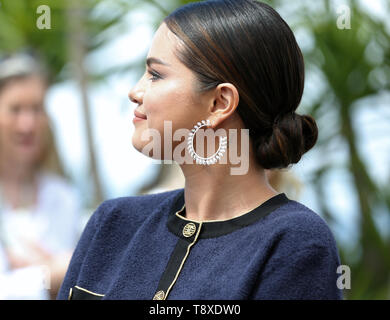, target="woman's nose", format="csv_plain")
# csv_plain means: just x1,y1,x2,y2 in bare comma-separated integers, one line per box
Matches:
17,110,38,132
128,81,144,105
